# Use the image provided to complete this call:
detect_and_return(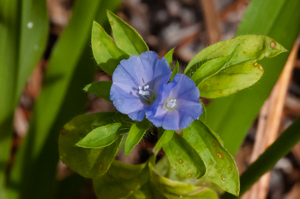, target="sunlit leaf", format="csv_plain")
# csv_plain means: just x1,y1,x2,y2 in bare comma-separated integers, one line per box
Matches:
183,120,239,196
83,81,112,102
163,132,206,179
125,119,151,156
185,35,286,98
107,10,149,55
91,21,129,75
